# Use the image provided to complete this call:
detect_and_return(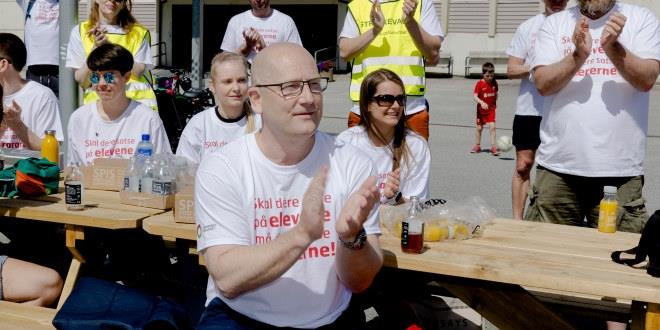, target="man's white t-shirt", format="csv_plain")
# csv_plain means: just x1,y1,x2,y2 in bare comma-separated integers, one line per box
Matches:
532,4,660,177
337,126,430,200
1,81,63,149
17,0,59,67
65,24,153,70
196,131,380,328
175,106,262,164
506,13,546,117
339,0,444,116
220,9,302,63
67,101,171,165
